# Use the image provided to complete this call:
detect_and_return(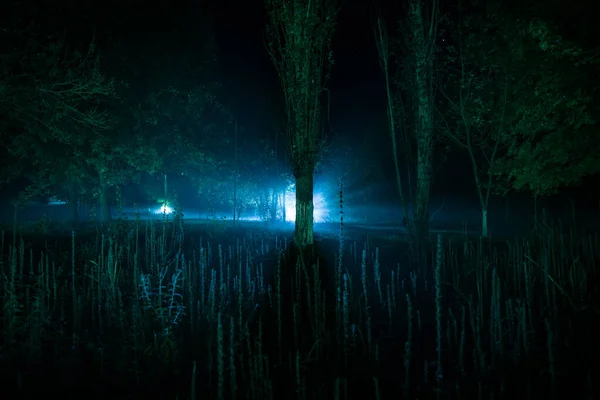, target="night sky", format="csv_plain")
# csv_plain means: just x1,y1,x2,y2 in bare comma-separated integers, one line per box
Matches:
211,0,468,199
